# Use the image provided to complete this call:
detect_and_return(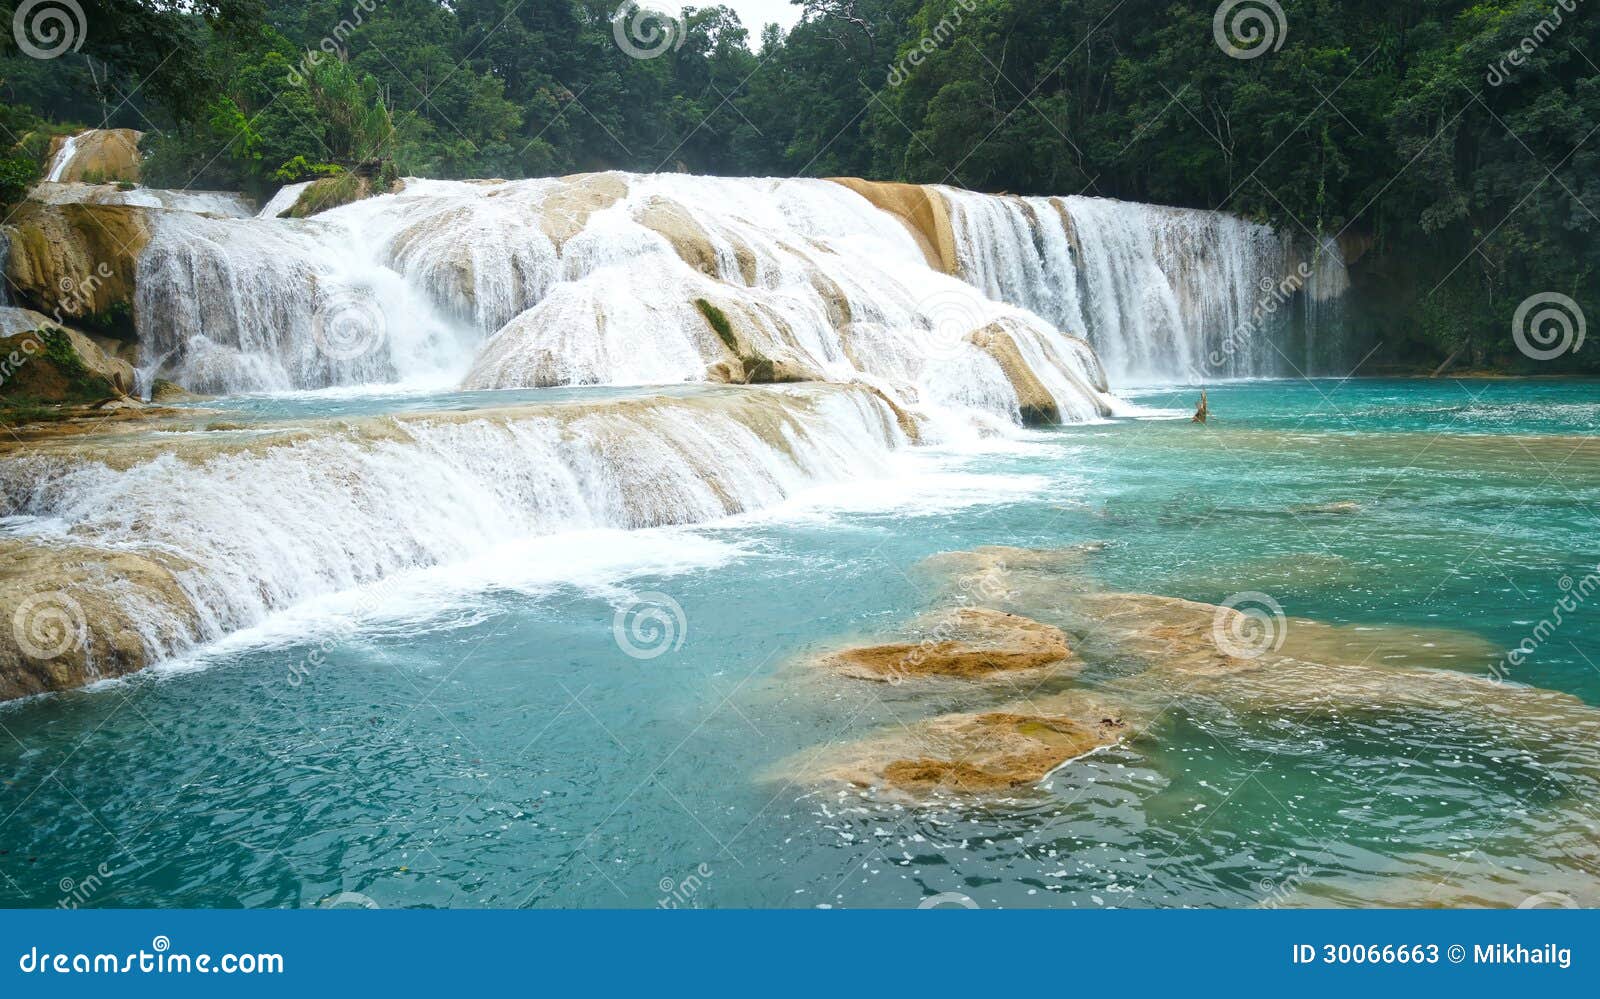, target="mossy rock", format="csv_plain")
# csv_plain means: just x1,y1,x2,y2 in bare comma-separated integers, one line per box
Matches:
287,169,400,218
0,328,128,423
